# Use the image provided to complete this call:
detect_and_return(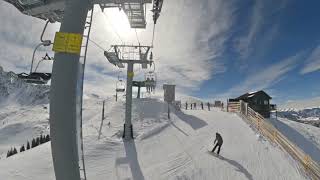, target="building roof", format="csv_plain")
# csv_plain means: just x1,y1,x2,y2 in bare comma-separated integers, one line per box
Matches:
235,90,272,100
